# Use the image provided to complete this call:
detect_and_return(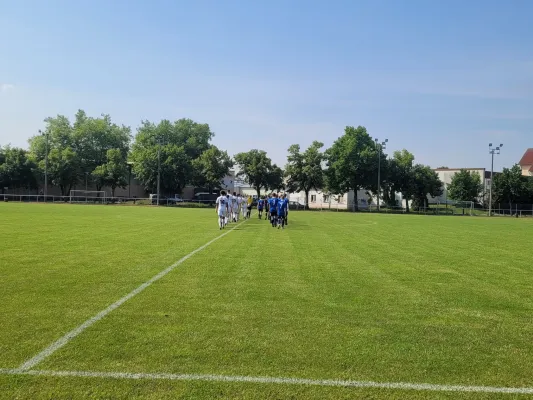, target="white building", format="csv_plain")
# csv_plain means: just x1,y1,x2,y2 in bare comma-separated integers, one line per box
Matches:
430,168,492,205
